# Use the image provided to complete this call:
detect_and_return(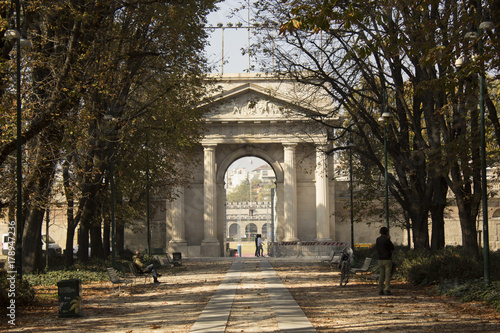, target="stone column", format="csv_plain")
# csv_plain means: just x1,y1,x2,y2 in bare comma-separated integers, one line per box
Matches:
169,187,188,254
201,144,220,256
283,143,298,241
315,146,331,240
